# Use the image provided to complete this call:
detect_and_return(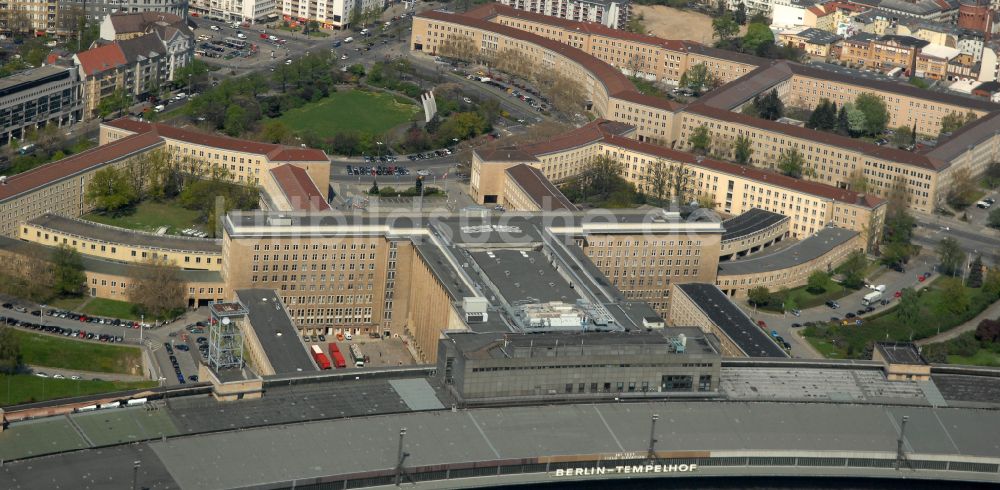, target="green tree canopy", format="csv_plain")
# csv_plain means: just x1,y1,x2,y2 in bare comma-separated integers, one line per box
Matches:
0,325,21,374
712,13,740,42
742,23,774,53
837,251,867,289
936,237,965,277
806,270,831,294
688,125,711,154
748,286,771,306
85,166,136,214
777,148,805,178
52,244,86,296
854,93,889,136
734,134,753,164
